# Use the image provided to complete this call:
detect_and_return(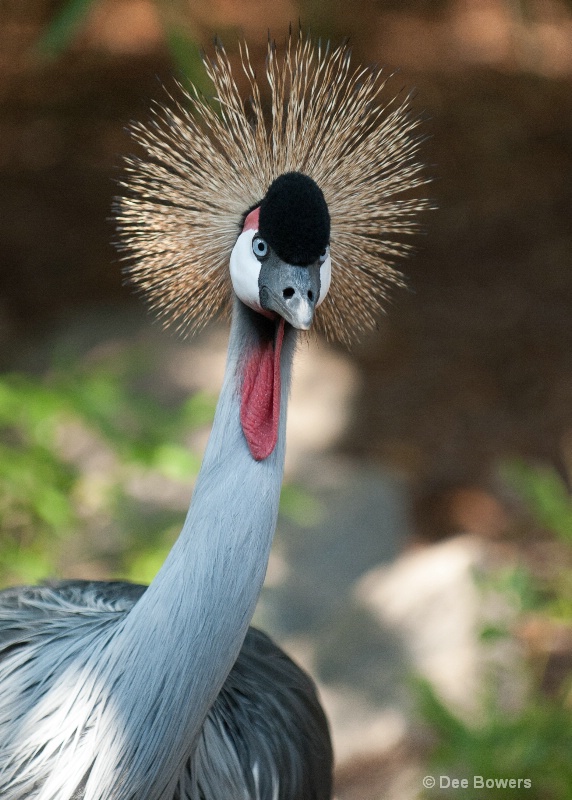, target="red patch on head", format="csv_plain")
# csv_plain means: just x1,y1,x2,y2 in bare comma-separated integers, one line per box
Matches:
243,207,260,232
240,318,285,461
